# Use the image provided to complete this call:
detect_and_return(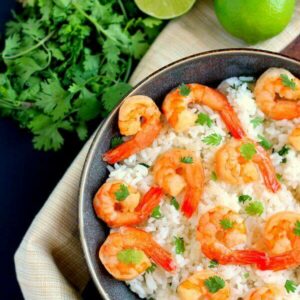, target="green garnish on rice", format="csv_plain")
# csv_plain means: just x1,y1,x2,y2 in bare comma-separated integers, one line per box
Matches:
202,133,222,146
240,143,256,160
195,113,213,127
151,206,163,219
285,279,298,293
245,201,264,216
173,237,185,254
204,276,225,293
